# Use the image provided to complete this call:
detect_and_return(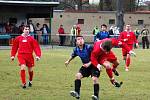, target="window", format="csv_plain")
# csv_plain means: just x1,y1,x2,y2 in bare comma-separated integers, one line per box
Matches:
78,19,84,24
109,19,115,24
138,20,144,25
